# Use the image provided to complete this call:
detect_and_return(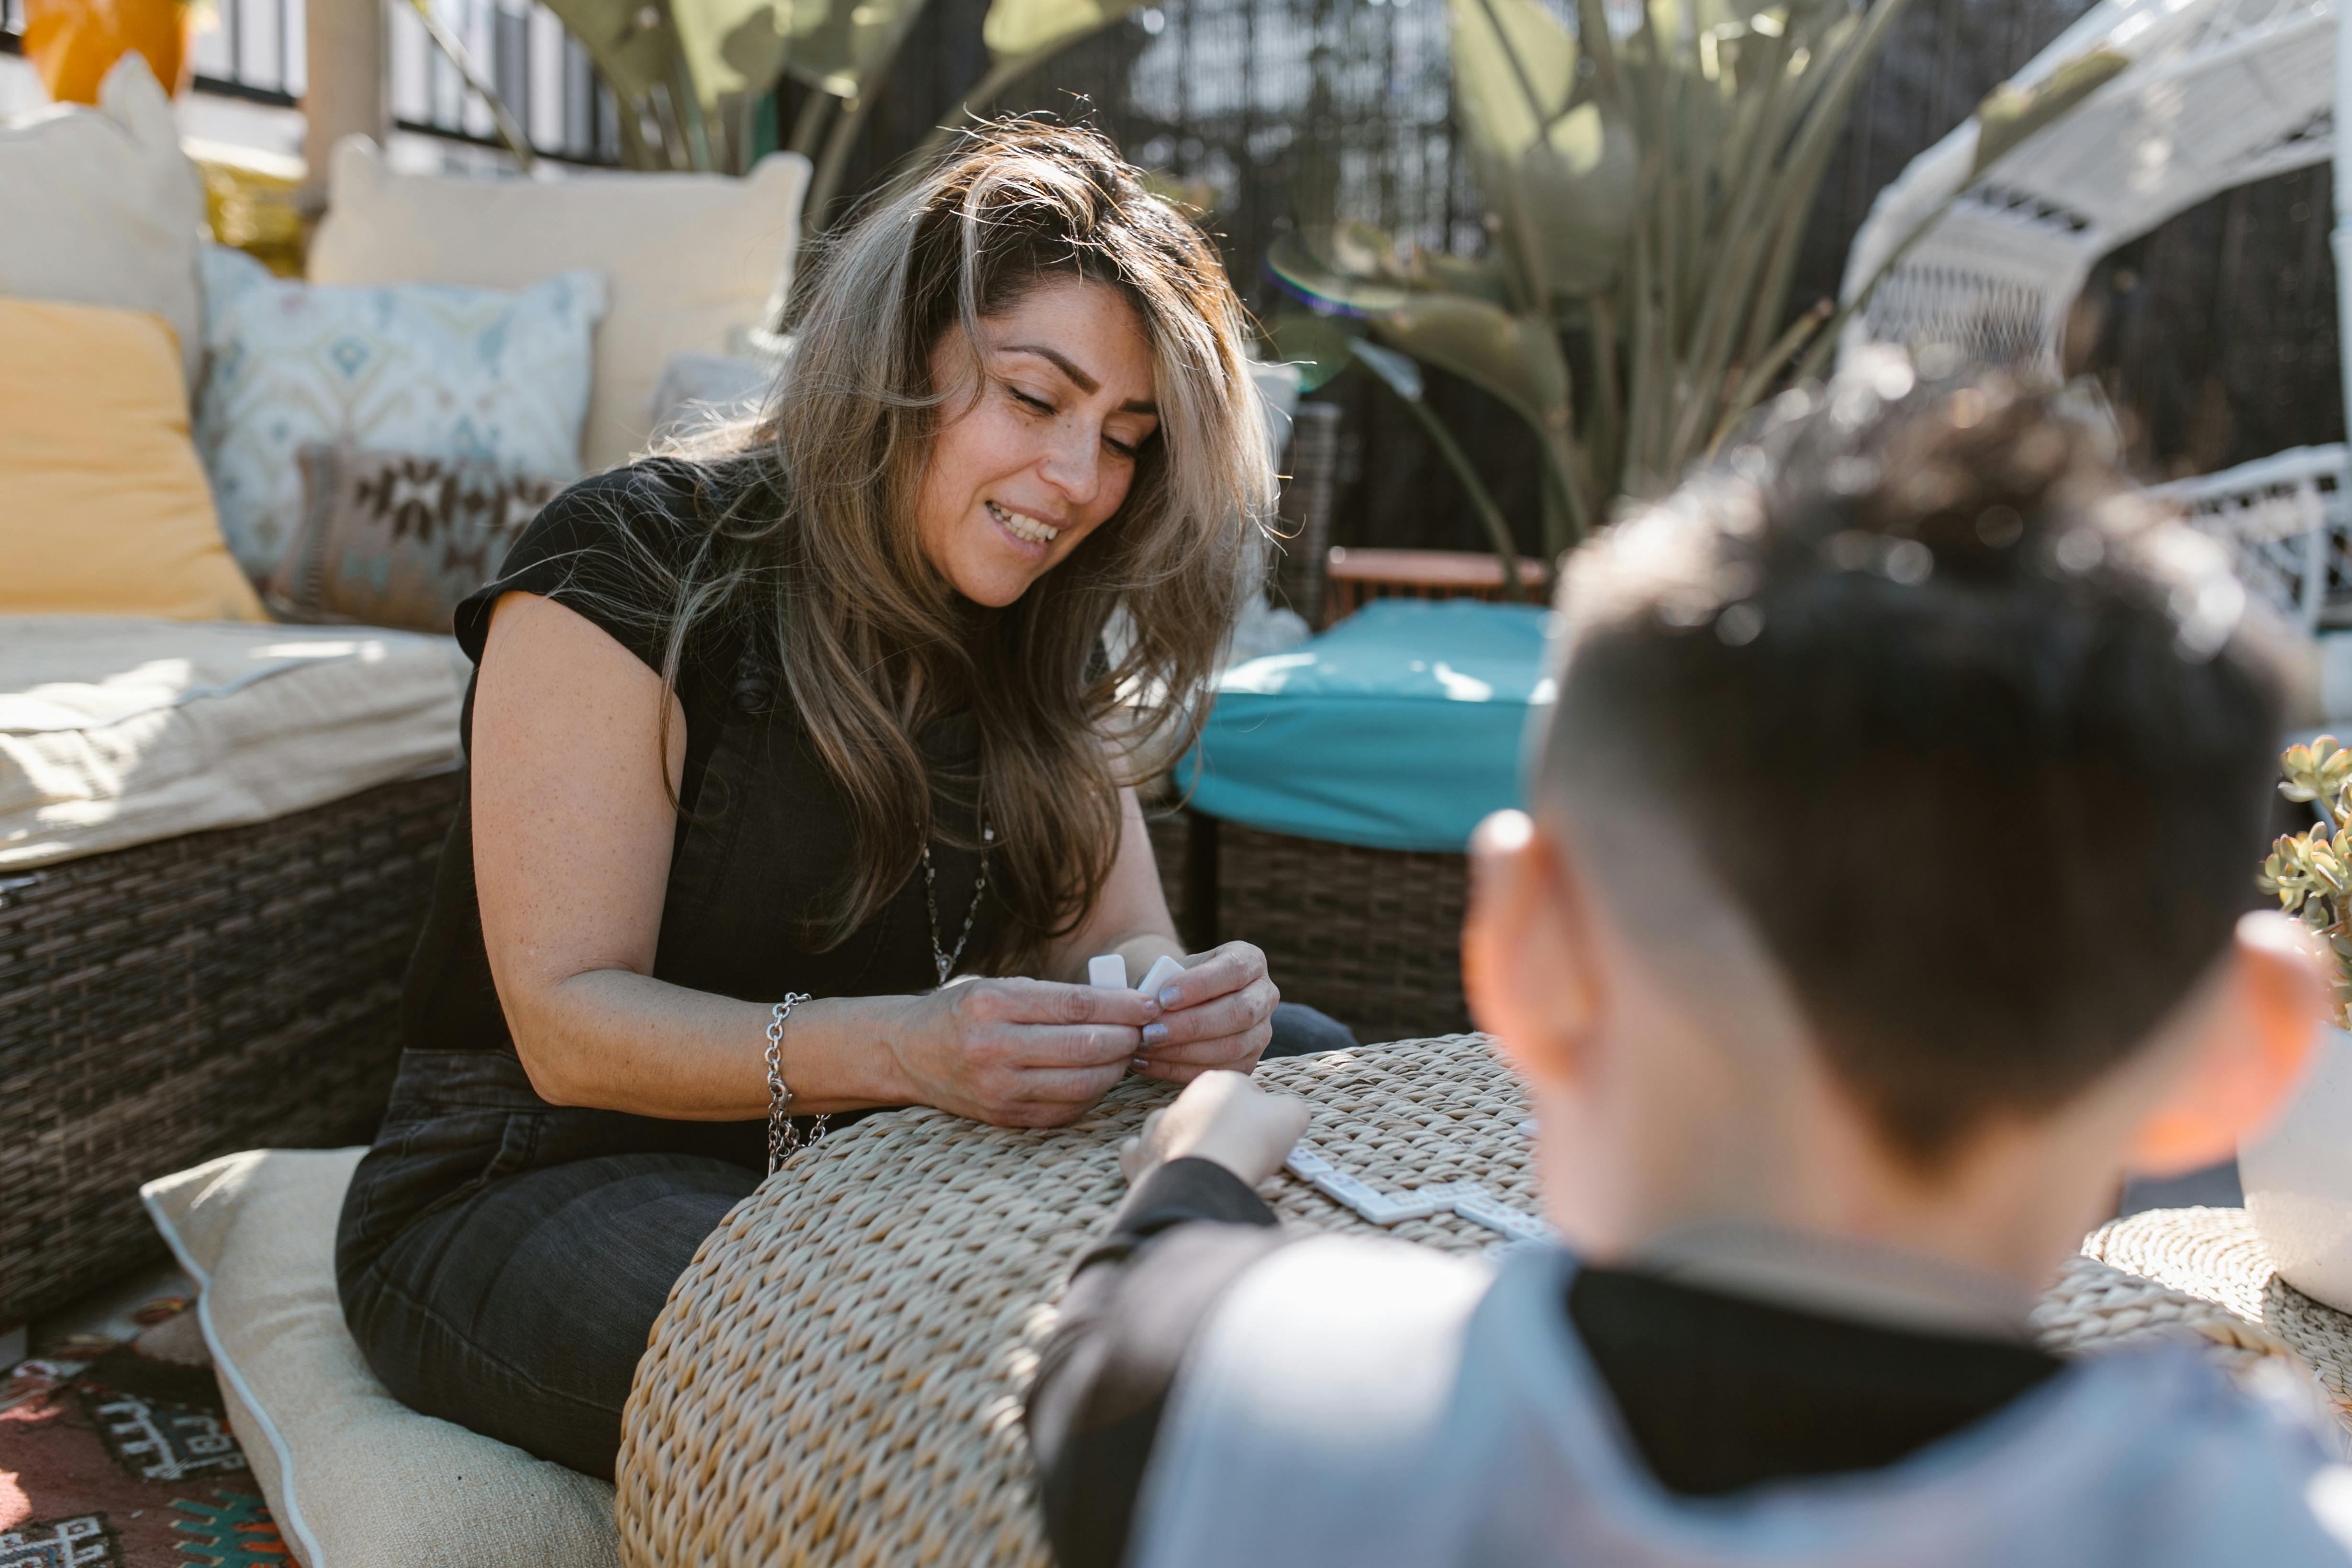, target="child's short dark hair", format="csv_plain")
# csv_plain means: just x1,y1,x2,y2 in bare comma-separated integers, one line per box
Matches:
1538,355,2294,1167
